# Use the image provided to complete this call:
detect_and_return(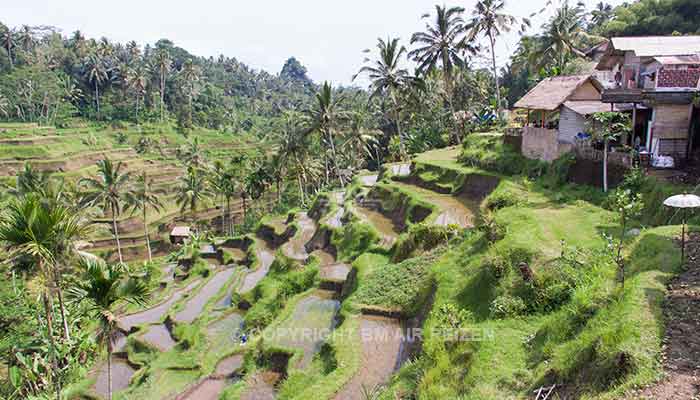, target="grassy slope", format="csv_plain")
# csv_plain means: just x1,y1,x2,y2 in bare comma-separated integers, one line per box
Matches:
375,143,683,399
